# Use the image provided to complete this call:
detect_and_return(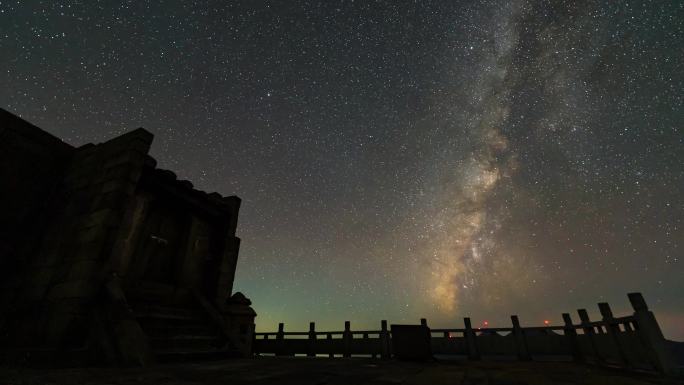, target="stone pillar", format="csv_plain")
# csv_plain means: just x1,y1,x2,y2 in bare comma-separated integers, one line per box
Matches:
308,322,316,357
598,302,629,367
464,317,480,360
511,315,531,361
343,321,352,358
562,313,582,362
578,308,603,364
628,292,678,376
276,323,285,356
380,320,390,359
327,333,334,358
